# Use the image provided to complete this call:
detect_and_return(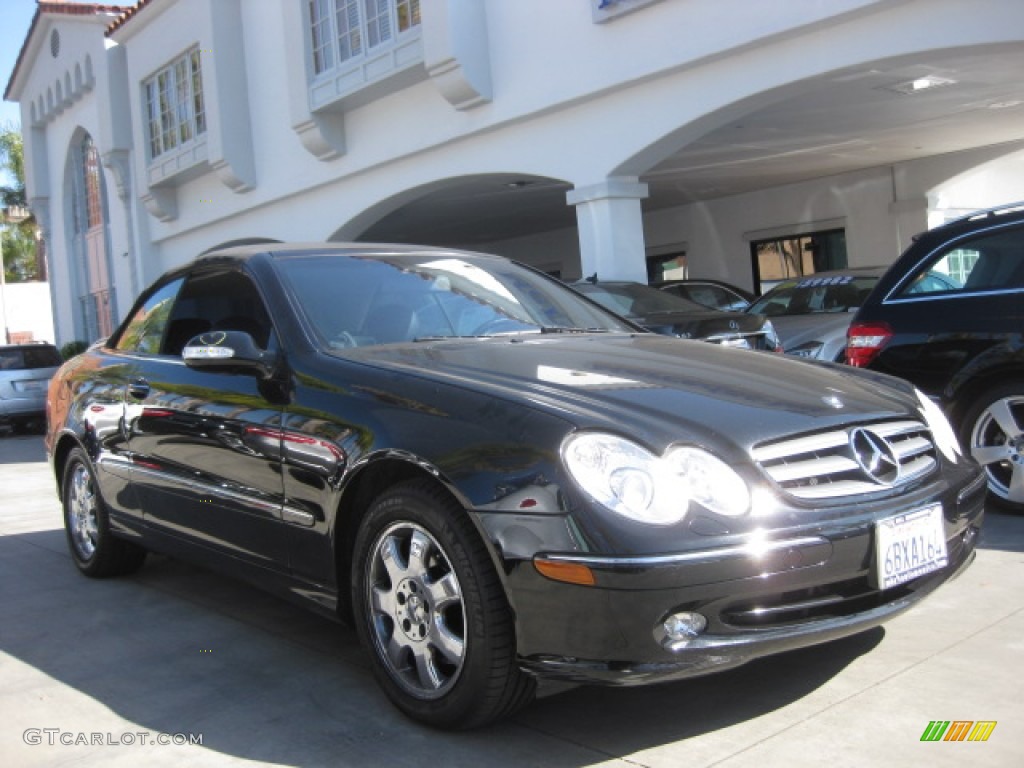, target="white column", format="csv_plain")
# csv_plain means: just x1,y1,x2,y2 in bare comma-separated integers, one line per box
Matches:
567,177,649,282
